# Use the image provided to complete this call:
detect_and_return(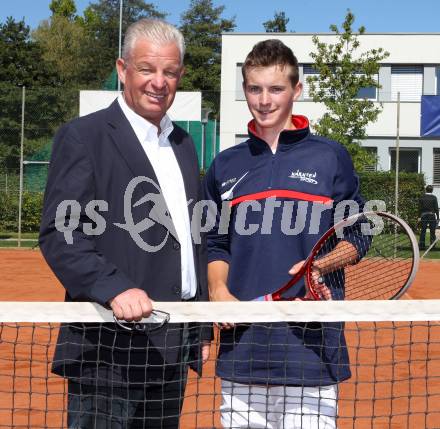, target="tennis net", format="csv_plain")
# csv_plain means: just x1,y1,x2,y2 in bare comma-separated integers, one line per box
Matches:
0,300,439,428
